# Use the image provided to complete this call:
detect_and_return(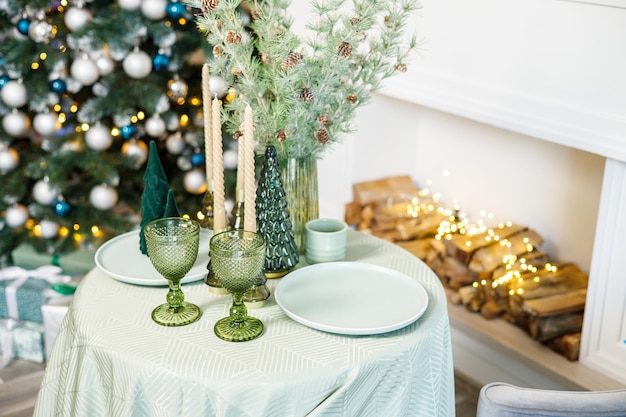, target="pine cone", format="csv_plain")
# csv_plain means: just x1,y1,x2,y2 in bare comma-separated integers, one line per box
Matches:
281,51,303,71
338,42,352,58
275,130,287,143
201,0,220,12
316,127,329,144
225,30,242,44
316,114,329,125
299,87,315,103
231,68,243,76
349,17,360,26
233,130,243,140
261,52,271,64
346,94,358,104
395,63,408,73
212,45,223,57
